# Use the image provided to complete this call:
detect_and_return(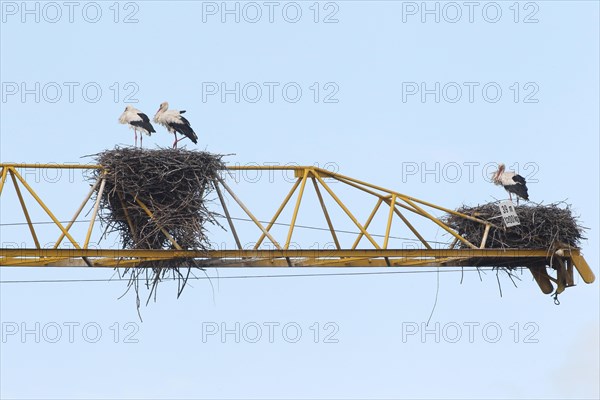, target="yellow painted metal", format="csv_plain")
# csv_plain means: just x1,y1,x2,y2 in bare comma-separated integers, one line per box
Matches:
0,167,8,196
383,195,396,249
0,162,594,293
0,256,74,267
528,265,554,294
214,181,243,250
390,204,432,250
231,165,302,171
395,200,428,219
217,177,283,250
333,175,388,200
314,172,381,249
565,258,574,287
311,177,341,250
403,197,478,249
8,169,41,249
0,248,557,259
54,178,101,249
570,252,595,283
480,224,491,249
351,198,383,249
1,163,103,169
83,176,106,248
554,257,567,295
285,169,310,249
0,247,594,291
10,168,81,249
320,167,493,226
254,178,302,249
